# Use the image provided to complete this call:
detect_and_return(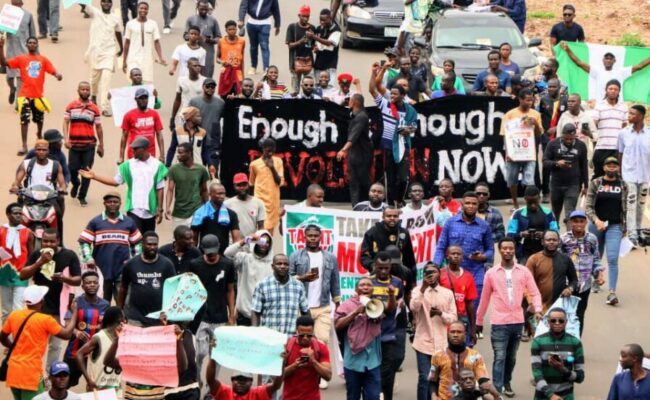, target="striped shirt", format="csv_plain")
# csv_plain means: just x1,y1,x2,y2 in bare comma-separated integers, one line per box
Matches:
593,100,627,151
63,295,110,360
79,212,142,280
375,93,404,150
531,331,585,400
64,100,101,148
